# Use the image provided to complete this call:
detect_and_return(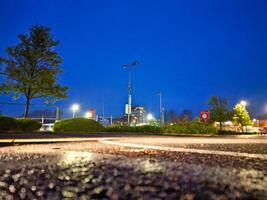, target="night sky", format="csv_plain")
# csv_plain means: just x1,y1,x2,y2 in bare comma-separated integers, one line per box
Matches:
1,0,267,118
